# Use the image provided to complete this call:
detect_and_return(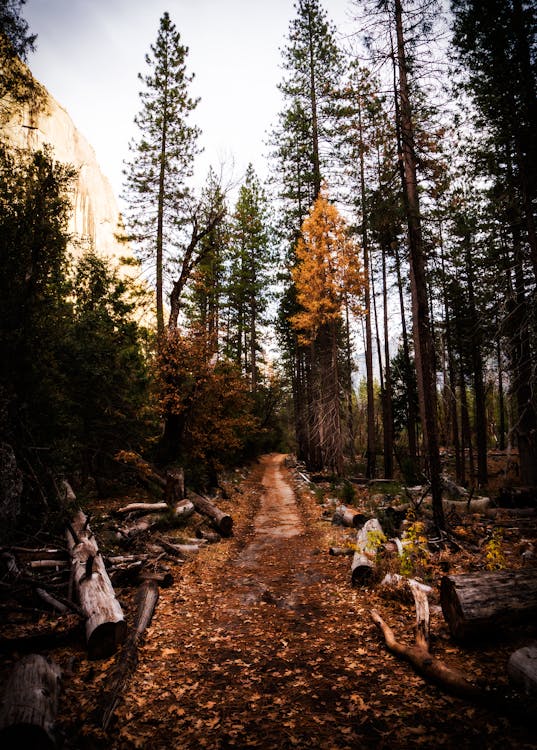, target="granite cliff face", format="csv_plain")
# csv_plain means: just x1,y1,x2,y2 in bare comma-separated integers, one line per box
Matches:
2,76,127,263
